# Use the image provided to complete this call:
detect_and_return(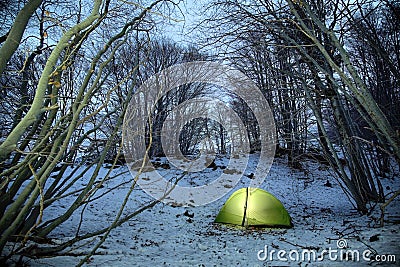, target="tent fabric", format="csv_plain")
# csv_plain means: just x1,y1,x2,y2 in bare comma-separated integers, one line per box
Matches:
215,187,292,228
